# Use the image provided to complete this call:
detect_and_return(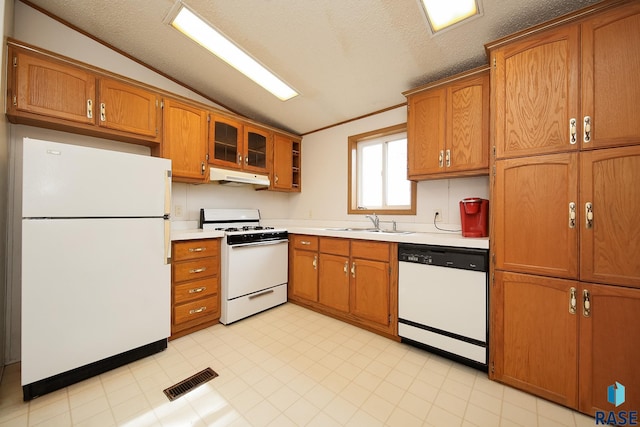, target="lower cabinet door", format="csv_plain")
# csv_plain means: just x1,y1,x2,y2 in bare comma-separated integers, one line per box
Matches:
579,283,640,415
491,271,579,408
319,253,350,313
350,258,390,326
291,249,318,302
